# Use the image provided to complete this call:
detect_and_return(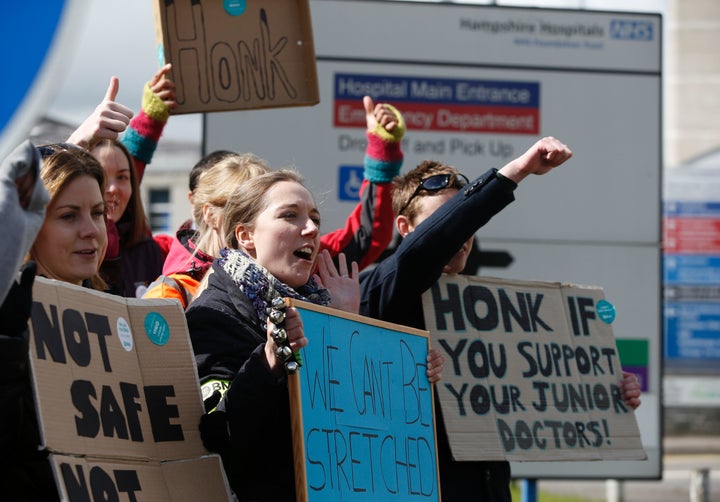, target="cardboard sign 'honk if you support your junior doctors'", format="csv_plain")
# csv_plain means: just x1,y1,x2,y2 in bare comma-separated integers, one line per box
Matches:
422,274,646,463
